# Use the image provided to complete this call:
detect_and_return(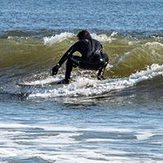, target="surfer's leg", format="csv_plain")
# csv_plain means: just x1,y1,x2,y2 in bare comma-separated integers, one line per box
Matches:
97,53,109,80
57,59,73,84
65,56,82,81
97,66,106,80
65,58,73,81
